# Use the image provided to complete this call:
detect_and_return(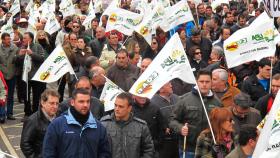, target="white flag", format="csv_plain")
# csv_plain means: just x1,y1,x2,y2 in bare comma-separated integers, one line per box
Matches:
93,0,103,13
32,45,75,83
253,91,280,158
211,0,229,9
135,3,165,45
22,54,32,83
224,12,277,68
101,0,119,17
160,0,194,32
106,7,143,36
25,0,34,13
82,4,96,29
59,0,76,17
129,33,196,99
44,13,61,35
100,76,124,112
135,0,152,16
0,17,13,34
39,0,56,18
9,0,20,17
